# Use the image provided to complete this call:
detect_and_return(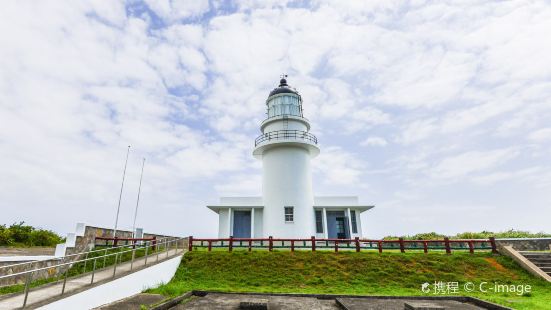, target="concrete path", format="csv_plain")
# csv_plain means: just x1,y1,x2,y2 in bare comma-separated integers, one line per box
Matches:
0,248,184,309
